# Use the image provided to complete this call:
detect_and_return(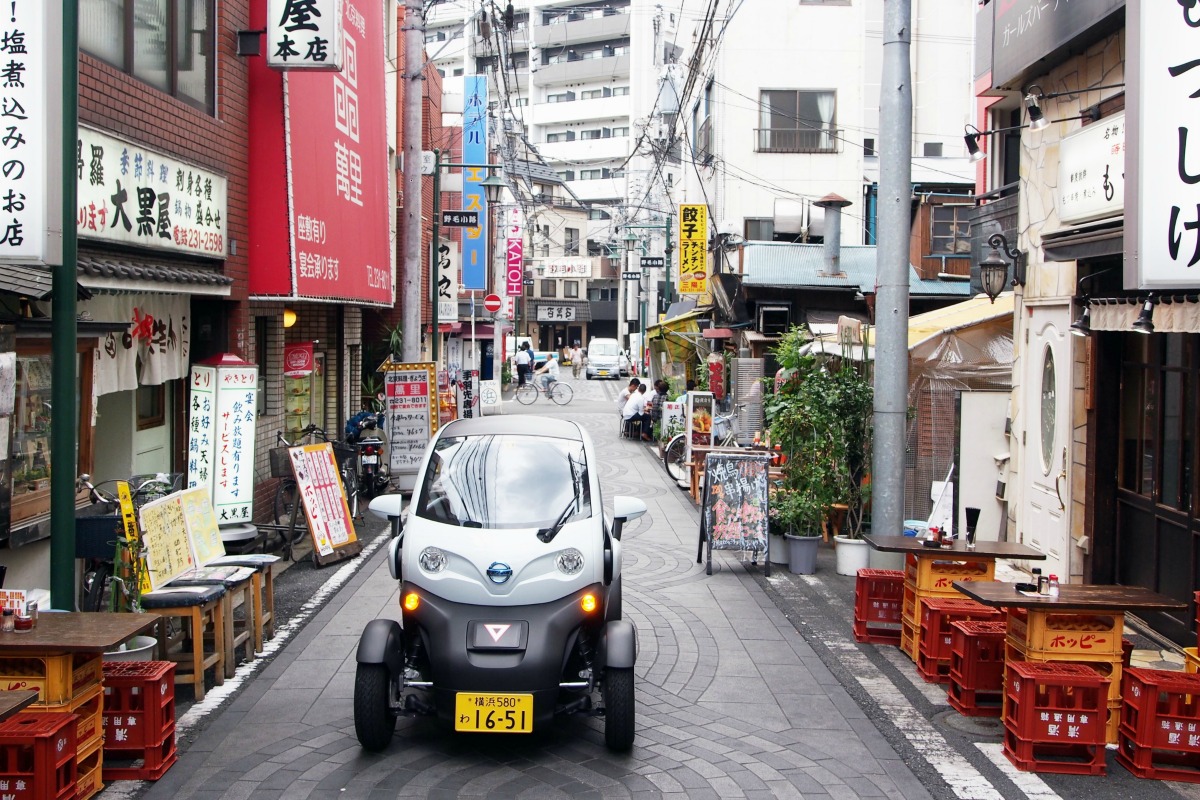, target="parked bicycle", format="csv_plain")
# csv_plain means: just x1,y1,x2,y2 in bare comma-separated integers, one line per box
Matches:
662,403,744,484
272,425,360,553
75,472,182,612
514,378,573,405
